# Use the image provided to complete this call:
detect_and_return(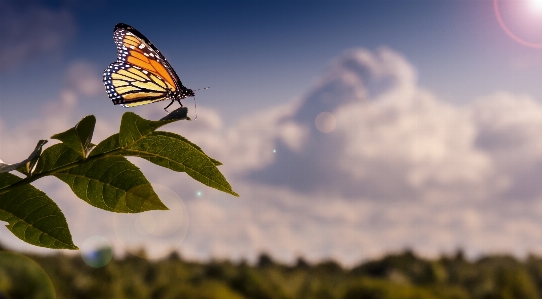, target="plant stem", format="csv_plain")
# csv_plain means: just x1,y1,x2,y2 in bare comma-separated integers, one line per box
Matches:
0,148,123,195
